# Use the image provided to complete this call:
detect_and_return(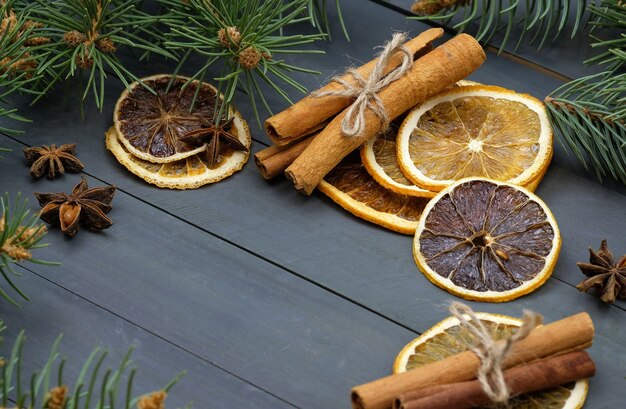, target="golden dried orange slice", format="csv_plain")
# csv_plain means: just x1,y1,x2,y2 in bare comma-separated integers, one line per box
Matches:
114,74,223,163
413,178,561,302
318,155,429,235
397,85,553,192
394,313,588,409
360,126,436,198
106,117,250,189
